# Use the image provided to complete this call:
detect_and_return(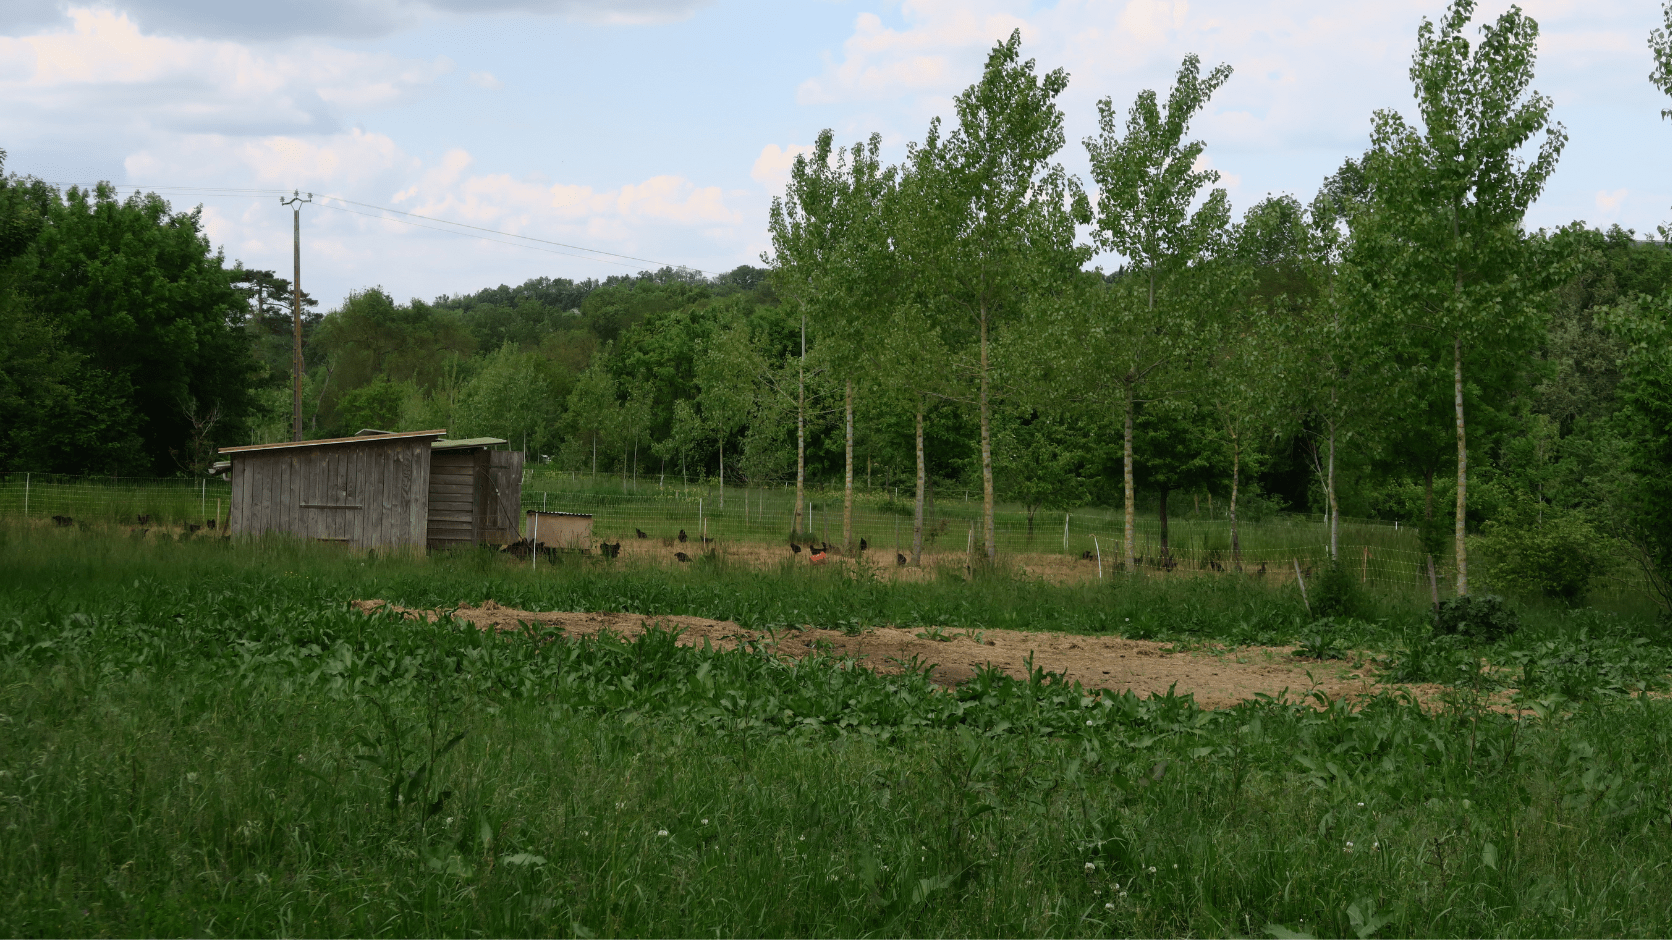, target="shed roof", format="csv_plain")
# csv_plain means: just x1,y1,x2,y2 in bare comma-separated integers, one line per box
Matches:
432,437,508,451
219,429,447,455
